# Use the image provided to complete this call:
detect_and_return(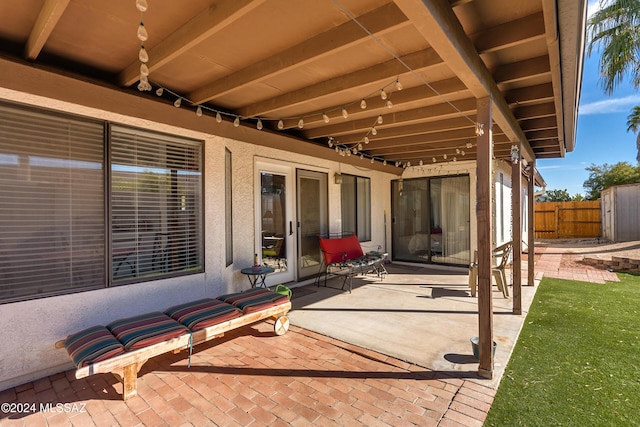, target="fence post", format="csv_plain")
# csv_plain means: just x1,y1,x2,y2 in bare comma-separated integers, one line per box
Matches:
555,206,560,239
